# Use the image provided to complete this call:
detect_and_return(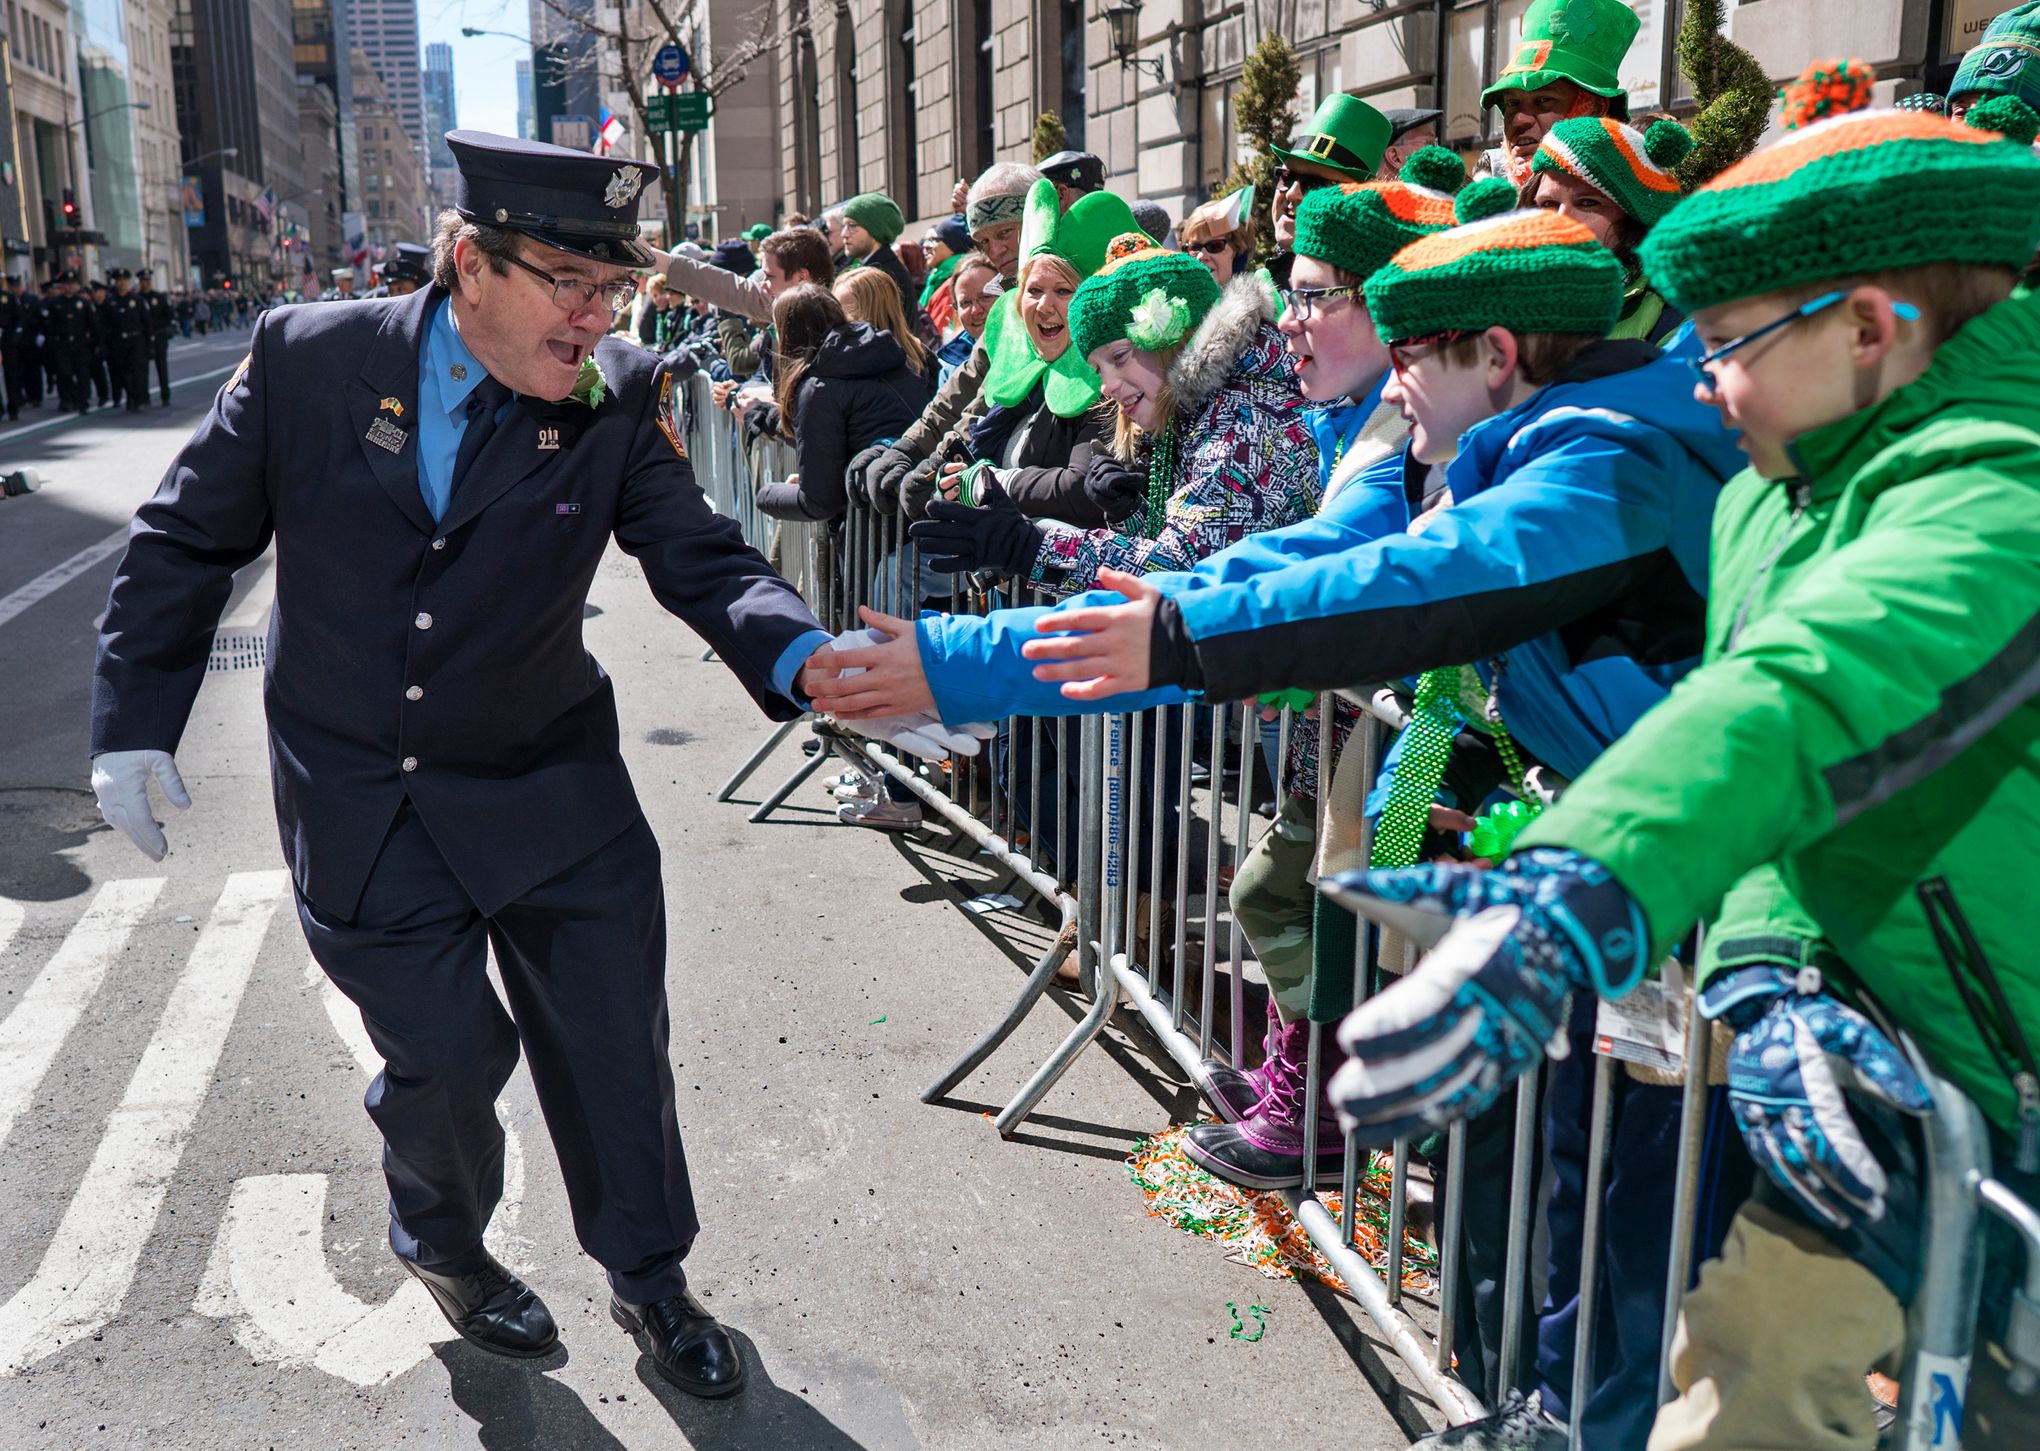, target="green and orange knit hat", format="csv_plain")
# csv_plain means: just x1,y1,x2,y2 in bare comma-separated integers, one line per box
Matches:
1292,147,1466,279
1363,178,1625,343
1529,116,1693,227
1067,234,1225,360
1638,69,2040,314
